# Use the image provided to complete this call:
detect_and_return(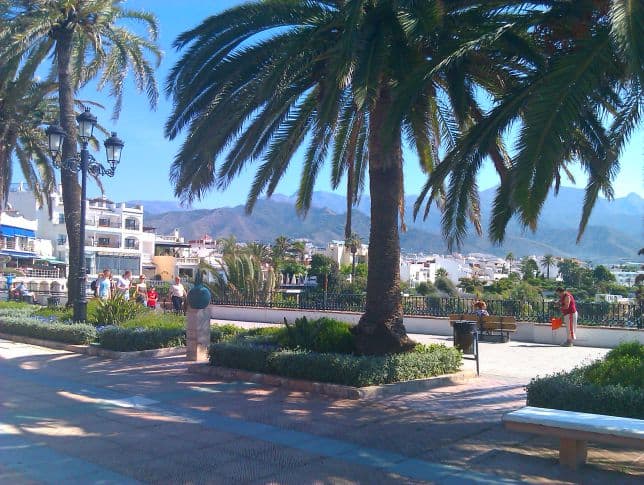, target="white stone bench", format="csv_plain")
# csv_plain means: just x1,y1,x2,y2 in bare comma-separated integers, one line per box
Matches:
503,406,644,469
